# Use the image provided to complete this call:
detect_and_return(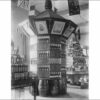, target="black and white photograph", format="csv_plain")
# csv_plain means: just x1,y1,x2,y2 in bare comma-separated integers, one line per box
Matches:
11,0,89,100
